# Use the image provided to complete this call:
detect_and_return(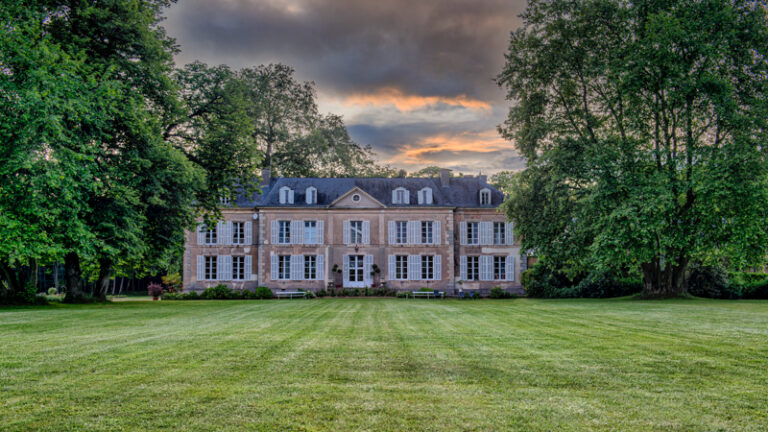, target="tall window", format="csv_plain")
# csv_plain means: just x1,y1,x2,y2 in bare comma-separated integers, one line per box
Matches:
396,221,408,244
467,256,479,281
395,255,408,280
493,222,505,245
278,255,290,280
204,226,217,245
421,221,434,244
467,222,479,245
233,256,245,280
304,221,317,244
204,256,217,280
304,255,317,280
278,220,291,244
233,222,245,245
421,255,434,280
494,256,506,280
349,221,363,244
479,189,491,205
